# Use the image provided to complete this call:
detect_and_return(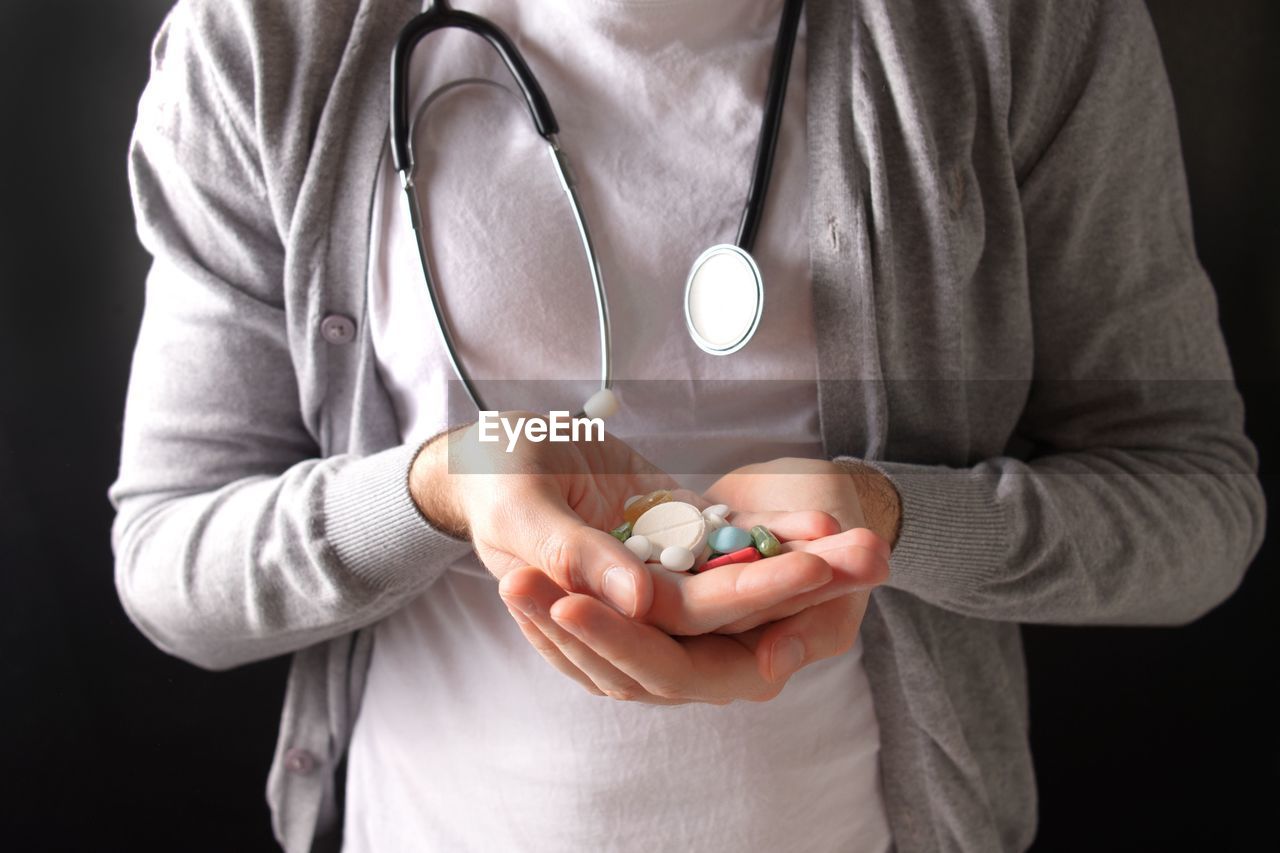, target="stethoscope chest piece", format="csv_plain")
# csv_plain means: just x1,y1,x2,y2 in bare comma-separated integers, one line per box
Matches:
684,244,764,356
